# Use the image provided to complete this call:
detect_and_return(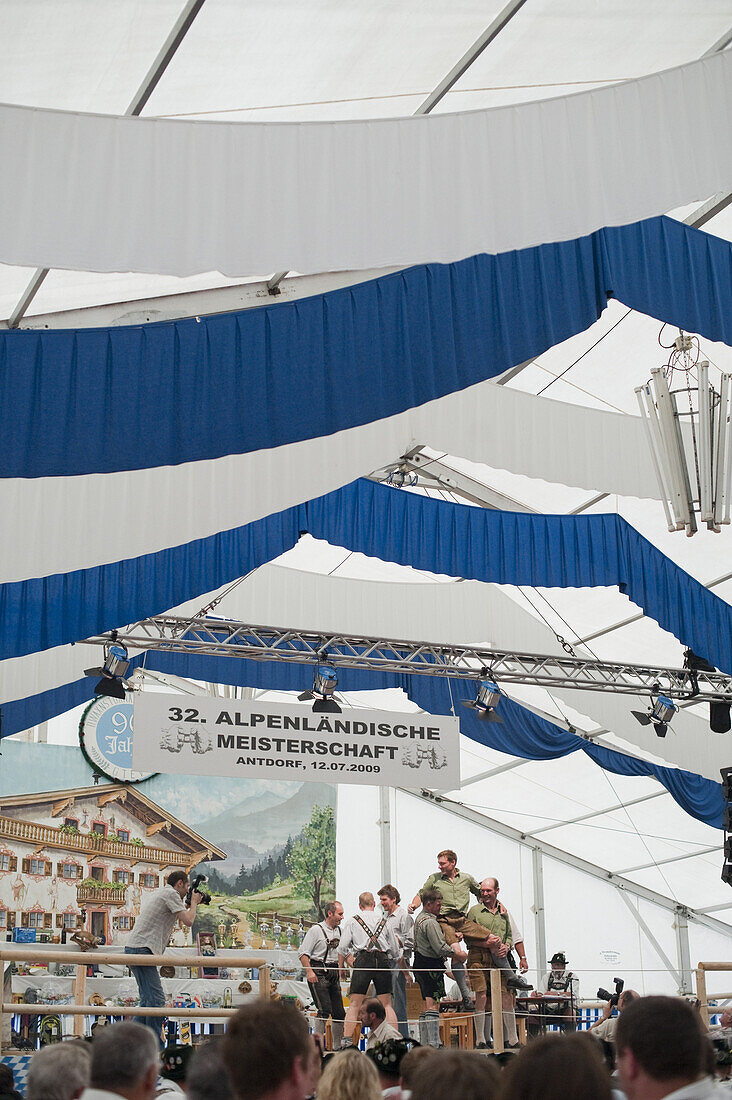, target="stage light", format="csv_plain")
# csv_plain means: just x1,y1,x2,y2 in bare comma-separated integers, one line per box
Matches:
84,643,130,699
298,665,341,714
461,679,504,723
631,692,677,738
